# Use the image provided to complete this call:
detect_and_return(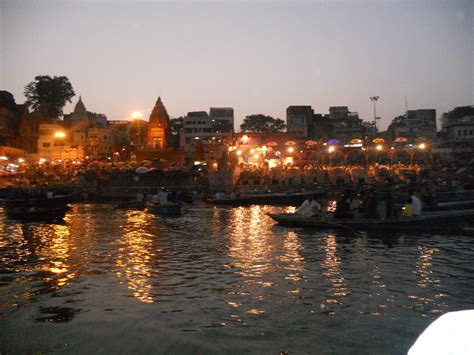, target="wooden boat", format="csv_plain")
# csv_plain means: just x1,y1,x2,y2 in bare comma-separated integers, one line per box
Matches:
6,207,67,223
2,194,73,209
146,202,181,216
207,188,327,207
268,209,474,231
